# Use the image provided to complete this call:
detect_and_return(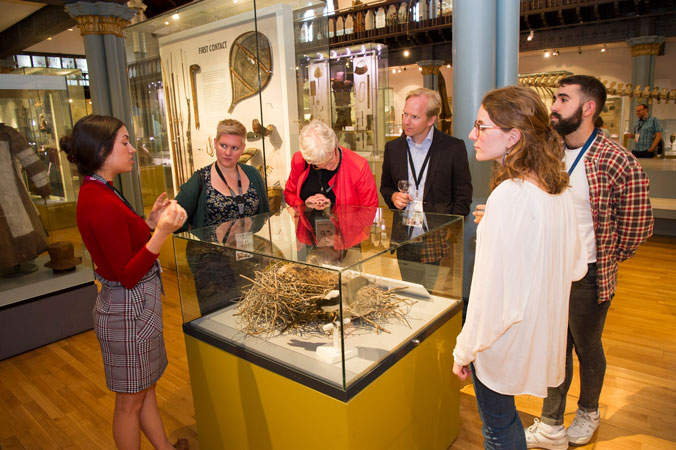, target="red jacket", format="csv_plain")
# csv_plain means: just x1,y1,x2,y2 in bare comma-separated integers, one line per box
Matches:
284,146,378,207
